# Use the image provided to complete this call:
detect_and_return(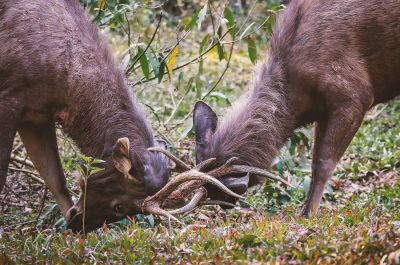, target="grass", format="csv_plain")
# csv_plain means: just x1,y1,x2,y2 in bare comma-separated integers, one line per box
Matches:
1,100,399,264
1,181,399,264
1,1,400,263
